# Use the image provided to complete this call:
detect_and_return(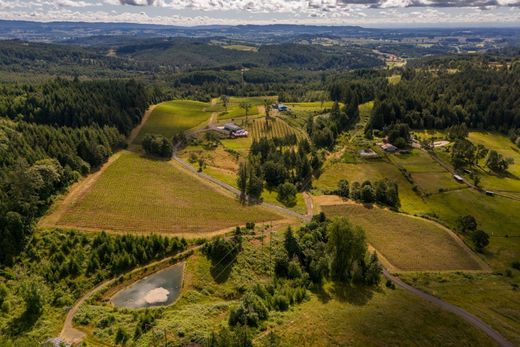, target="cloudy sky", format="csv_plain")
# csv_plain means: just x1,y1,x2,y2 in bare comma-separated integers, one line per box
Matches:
0,0,519,27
